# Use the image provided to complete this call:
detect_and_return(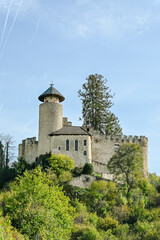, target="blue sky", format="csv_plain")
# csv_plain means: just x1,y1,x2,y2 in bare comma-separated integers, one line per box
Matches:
0,0,160,174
